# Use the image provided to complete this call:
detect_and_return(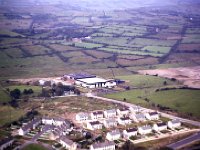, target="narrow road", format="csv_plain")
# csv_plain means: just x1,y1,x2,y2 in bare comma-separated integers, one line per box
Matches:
87,94,200,127
167,132,200,150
